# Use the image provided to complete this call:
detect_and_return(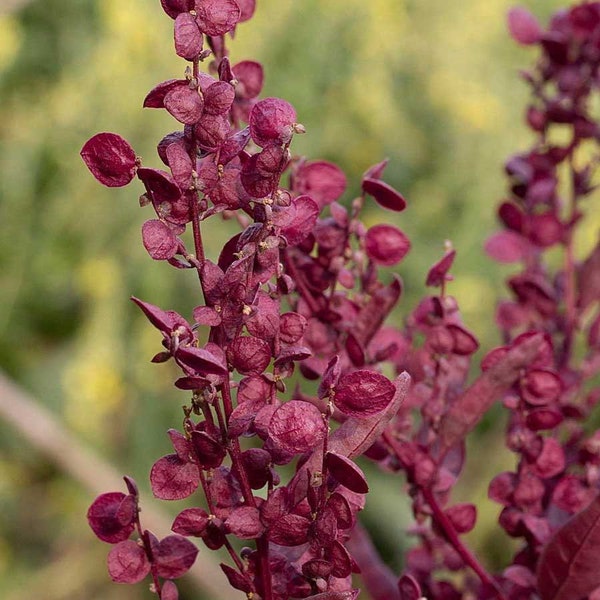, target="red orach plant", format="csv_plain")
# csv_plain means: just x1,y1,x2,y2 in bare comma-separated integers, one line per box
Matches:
82,2,600,599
